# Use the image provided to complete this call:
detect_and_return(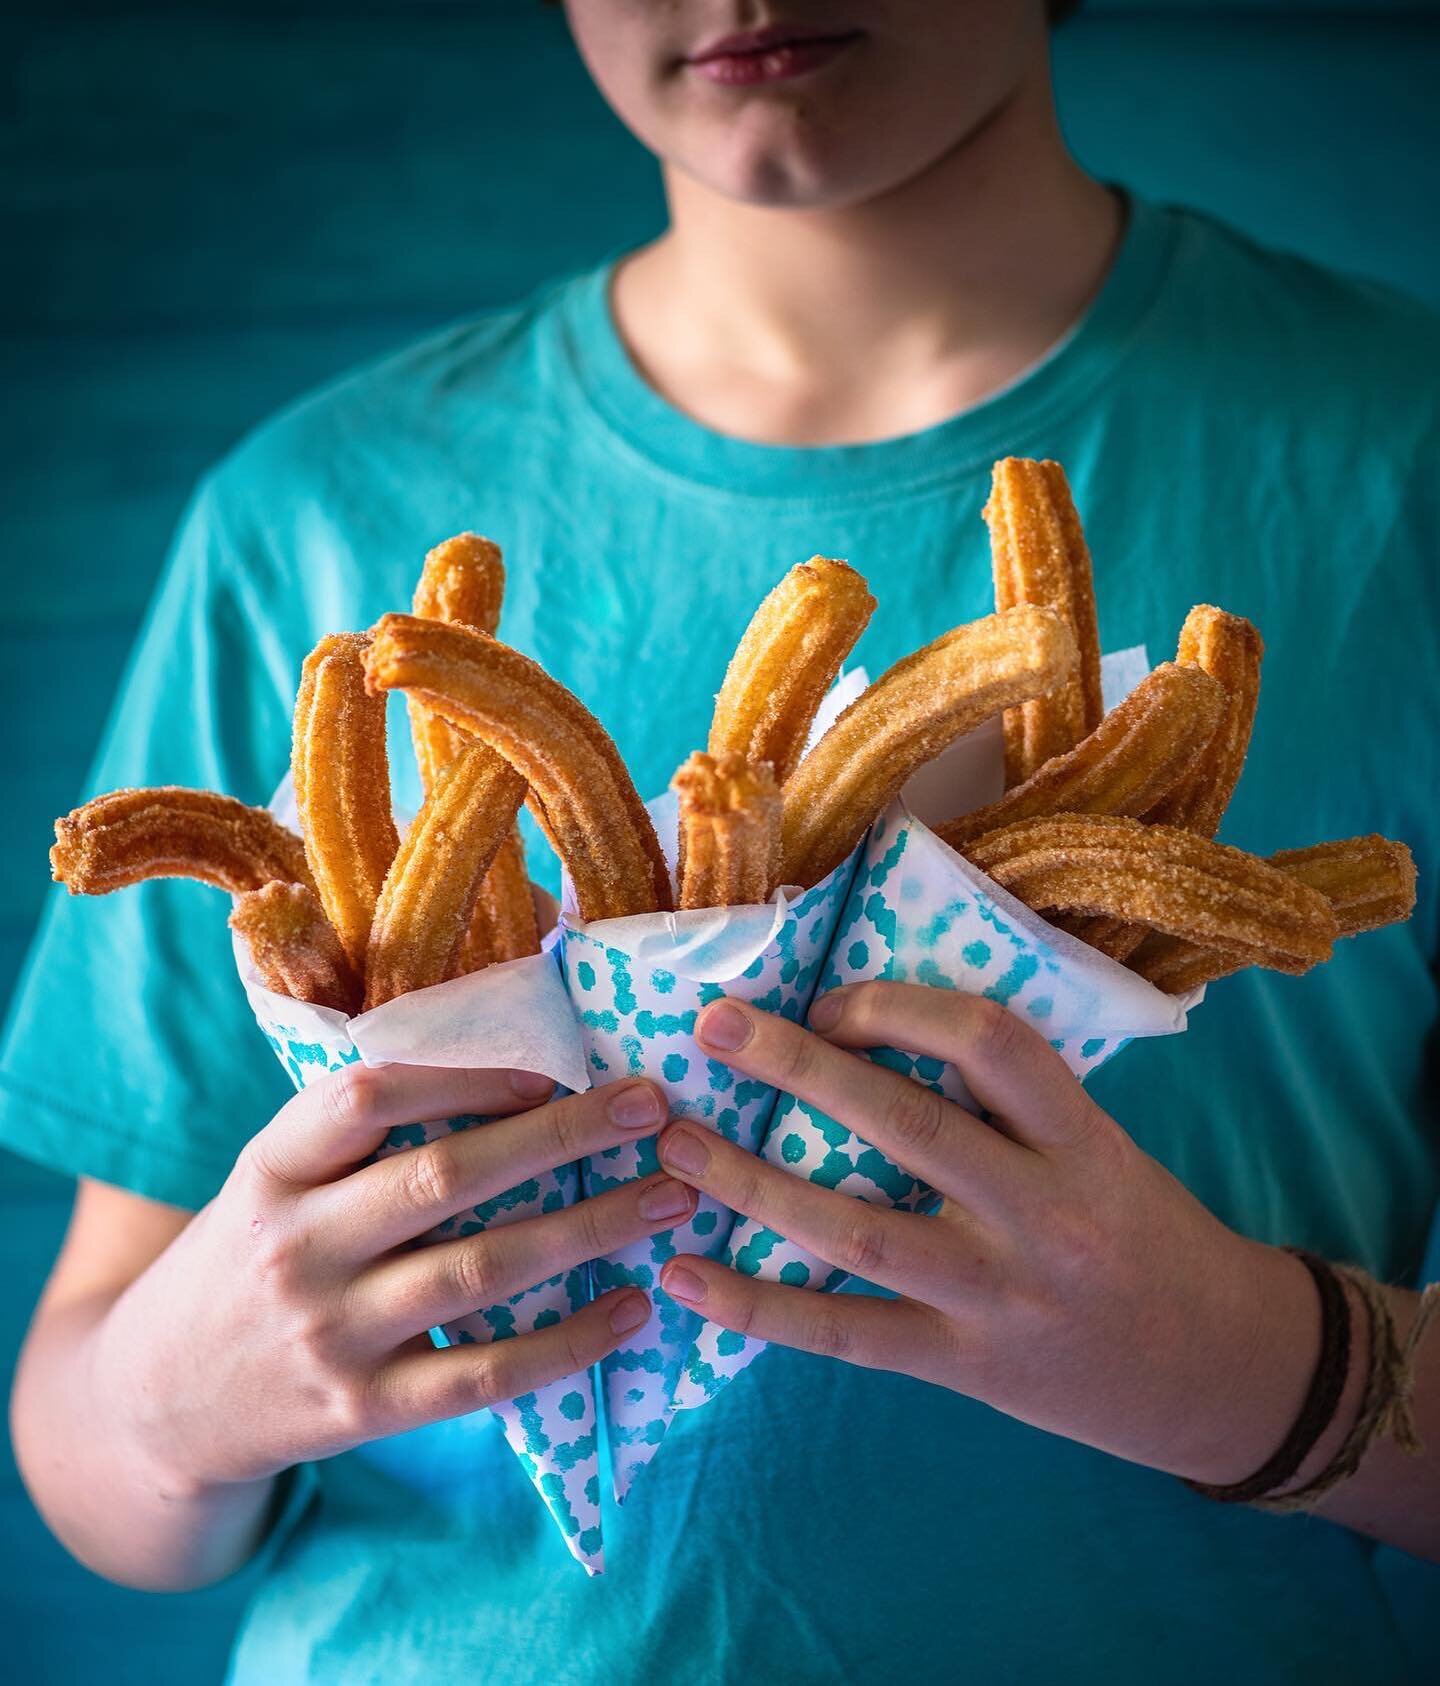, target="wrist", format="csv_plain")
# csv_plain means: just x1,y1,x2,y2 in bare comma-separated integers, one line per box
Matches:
1166,1238,1321,1487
